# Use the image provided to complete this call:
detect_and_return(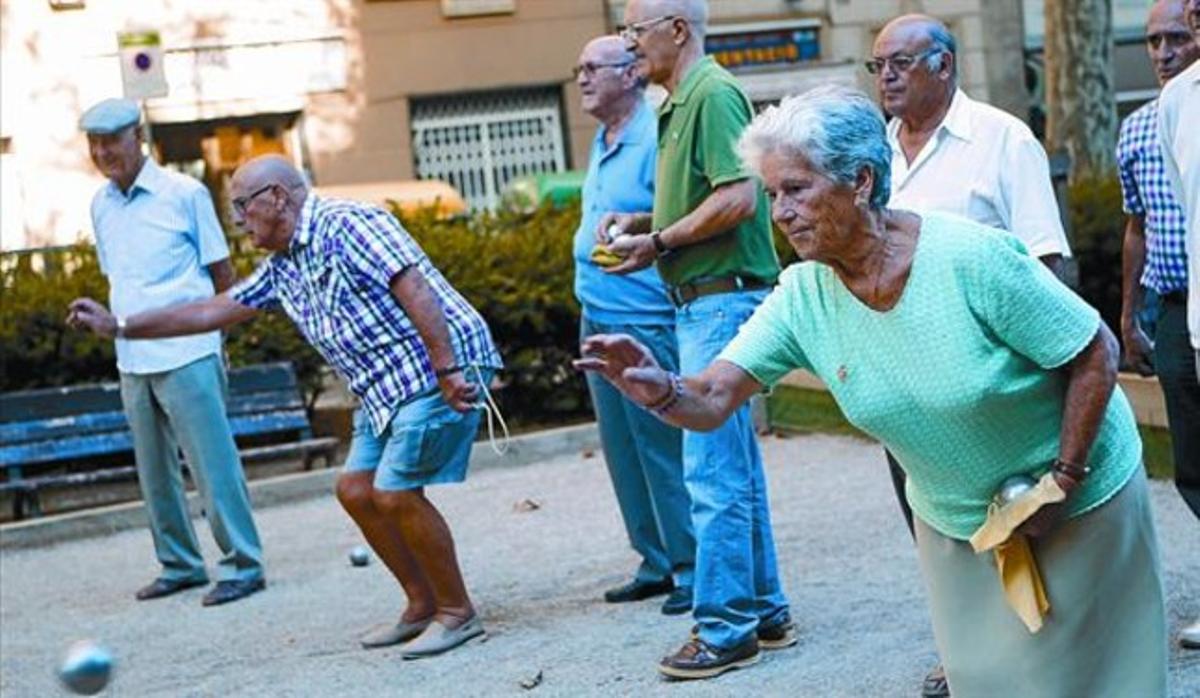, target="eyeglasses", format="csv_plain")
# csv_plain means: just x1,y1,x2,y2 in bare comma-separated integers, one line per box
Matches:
231,184,275,216
617,15,677,42
571,60,634,79
864,48,942,75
